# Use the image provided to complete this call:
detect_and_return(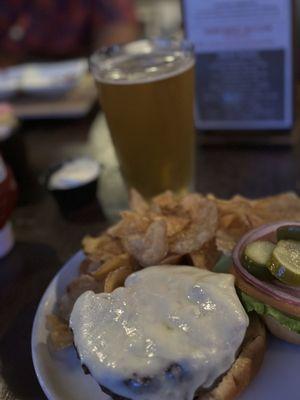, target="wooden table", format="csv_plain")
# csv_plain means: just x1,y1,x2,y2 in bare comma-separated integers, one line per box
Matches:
1,114,300,399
